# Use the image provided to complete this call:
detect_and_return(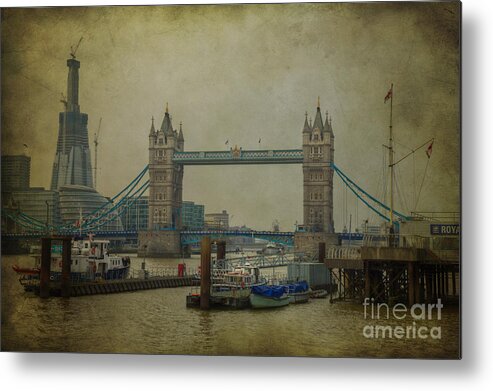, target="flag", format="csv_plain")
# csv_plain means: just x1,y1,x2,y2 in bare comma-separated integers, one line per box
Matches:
426,141,434,158
225,139,229,145
384,86,393,103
